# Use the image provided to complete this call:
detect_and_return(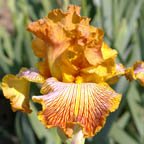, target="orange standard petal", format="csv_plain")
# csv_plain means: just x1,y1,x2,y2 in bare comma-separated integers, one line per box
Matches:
83,28,104,66
37,60,51,78
32,78,121,138
32,38,47,58
27,5,107,81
